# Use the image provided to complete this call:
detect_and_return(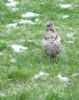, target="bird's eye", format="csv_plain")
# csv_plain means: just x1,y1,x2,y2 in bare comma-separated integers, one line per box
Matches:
47,25,50,27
